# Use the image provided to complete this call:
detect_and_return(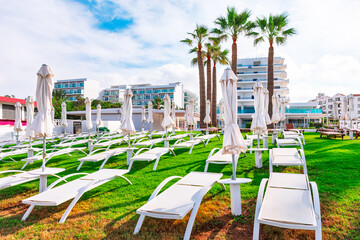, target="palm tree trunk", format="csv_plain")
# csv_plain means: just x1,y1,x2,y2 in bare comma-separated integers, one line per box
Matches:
231,40,237,74
267,45,274,128
198,50,206,128
211,64,217,127
206,56,212,127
